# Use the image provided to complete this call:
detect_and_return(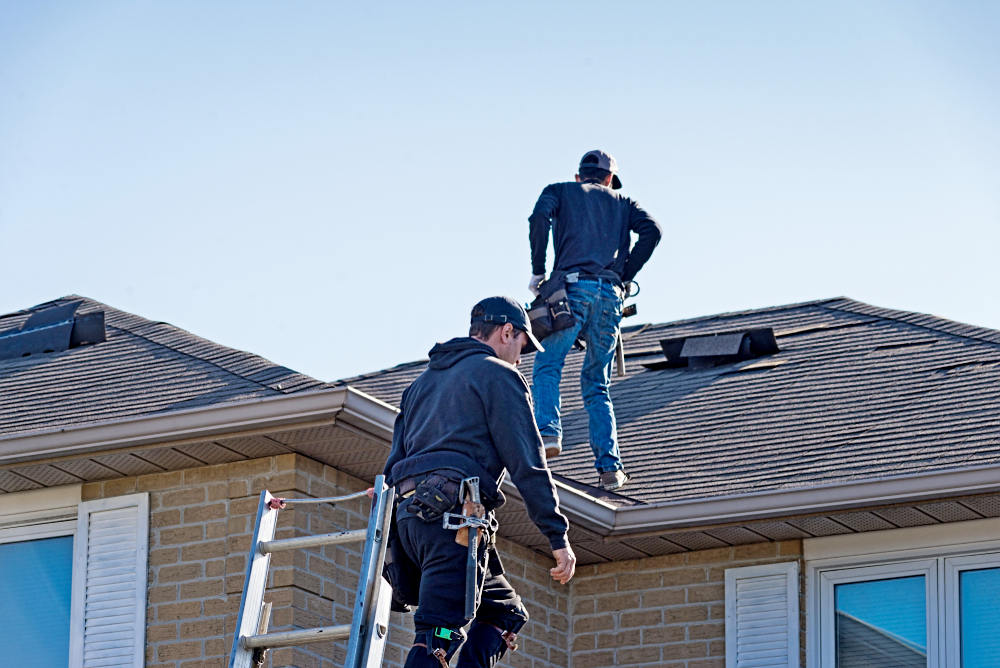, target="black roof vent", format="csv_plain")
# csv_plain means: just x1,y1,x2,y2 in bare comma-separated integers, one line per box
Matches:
0,301,106,361
650,327,779,370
